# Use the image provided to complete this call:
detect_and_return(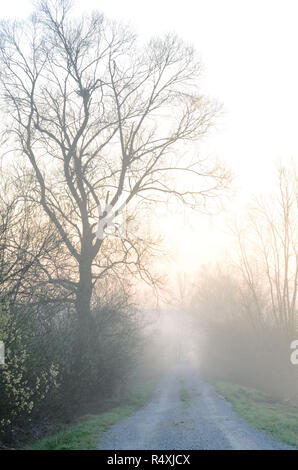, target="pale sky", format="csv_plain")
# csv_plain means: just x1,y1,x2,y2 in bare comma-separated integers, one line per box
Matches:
2,0,298,275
